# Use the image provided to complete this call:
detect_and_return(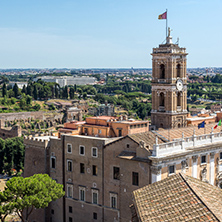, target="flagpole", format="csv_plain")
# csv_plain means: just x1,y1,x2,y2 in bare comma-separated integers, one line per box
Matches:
166,8,168,42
